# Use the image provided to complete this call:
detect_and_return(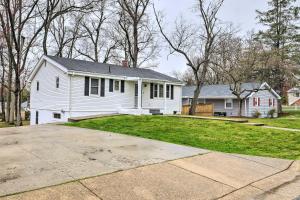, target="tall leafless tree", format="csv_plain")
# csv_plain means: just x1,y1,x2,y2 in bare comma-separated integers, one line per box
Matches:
154,0,224,114
117,0,159,68
76,0,119,63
